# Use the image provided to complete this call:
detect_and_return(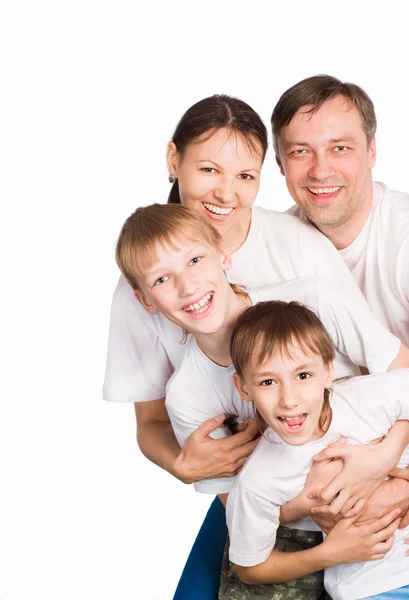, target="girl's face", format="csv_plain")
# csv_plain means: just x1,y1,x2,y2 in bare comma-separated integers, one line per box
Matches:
133,236,238,337
234,342,334,446
167,128,263,252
